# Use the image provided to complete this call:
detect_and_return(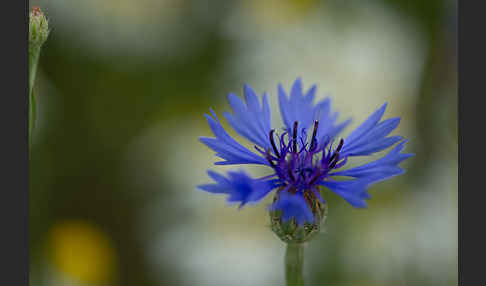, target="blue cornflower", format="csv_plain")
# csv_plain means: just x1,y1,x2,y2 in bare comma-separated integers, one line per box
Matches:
198,78,413,233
